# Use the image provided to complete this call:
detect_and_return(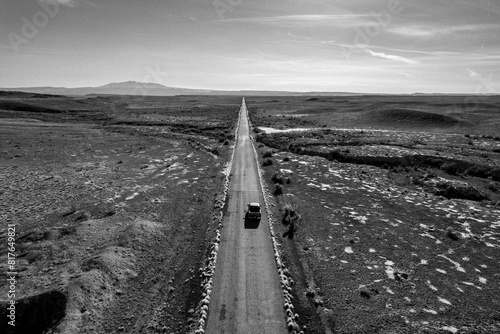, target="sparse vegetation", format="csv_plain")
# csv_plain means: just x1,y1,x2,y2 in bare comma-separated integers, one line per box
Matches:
305,286,315,298
263,150,273,158
248,95,500,334
271,172,284,184
441,162,460,175
0,93,241,334
281,203,300,226
263,158,273,166
274,184,283,195
359,287,371,299
445,226,460,241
